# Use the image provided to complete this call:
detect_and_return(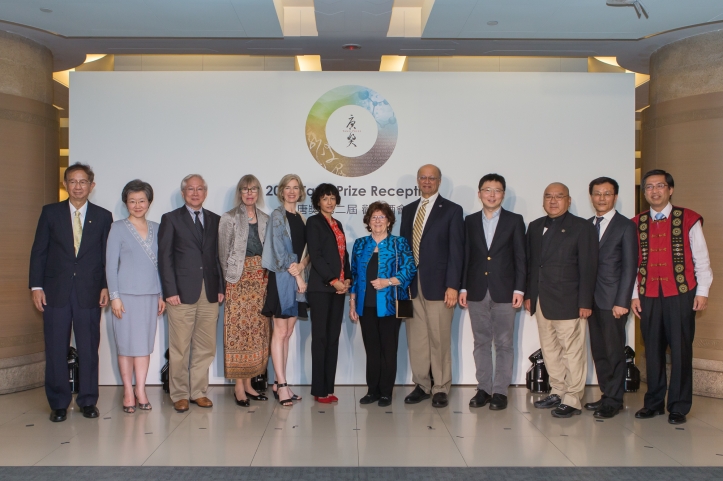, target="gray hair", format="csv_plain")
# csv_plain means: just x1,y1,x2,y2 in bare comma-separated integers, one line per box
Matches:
180,174,207,191
235,174,264,207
